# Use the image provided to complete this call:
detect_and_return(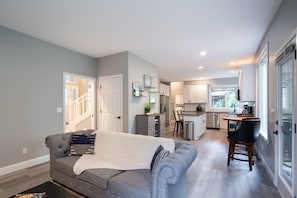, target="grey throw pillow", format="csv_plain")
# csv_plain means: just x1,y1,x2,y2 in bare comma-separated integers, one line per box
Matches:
150,145,169,172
